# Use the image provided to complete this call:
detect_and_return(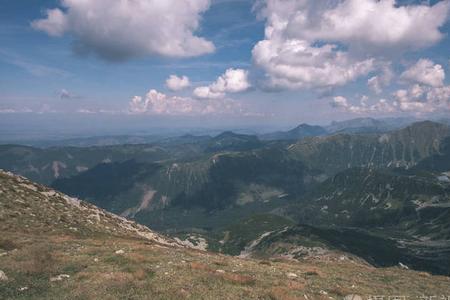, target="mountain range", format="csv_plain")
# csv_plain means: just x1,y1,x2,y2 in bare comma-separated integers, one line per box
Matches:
1,118,450,277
